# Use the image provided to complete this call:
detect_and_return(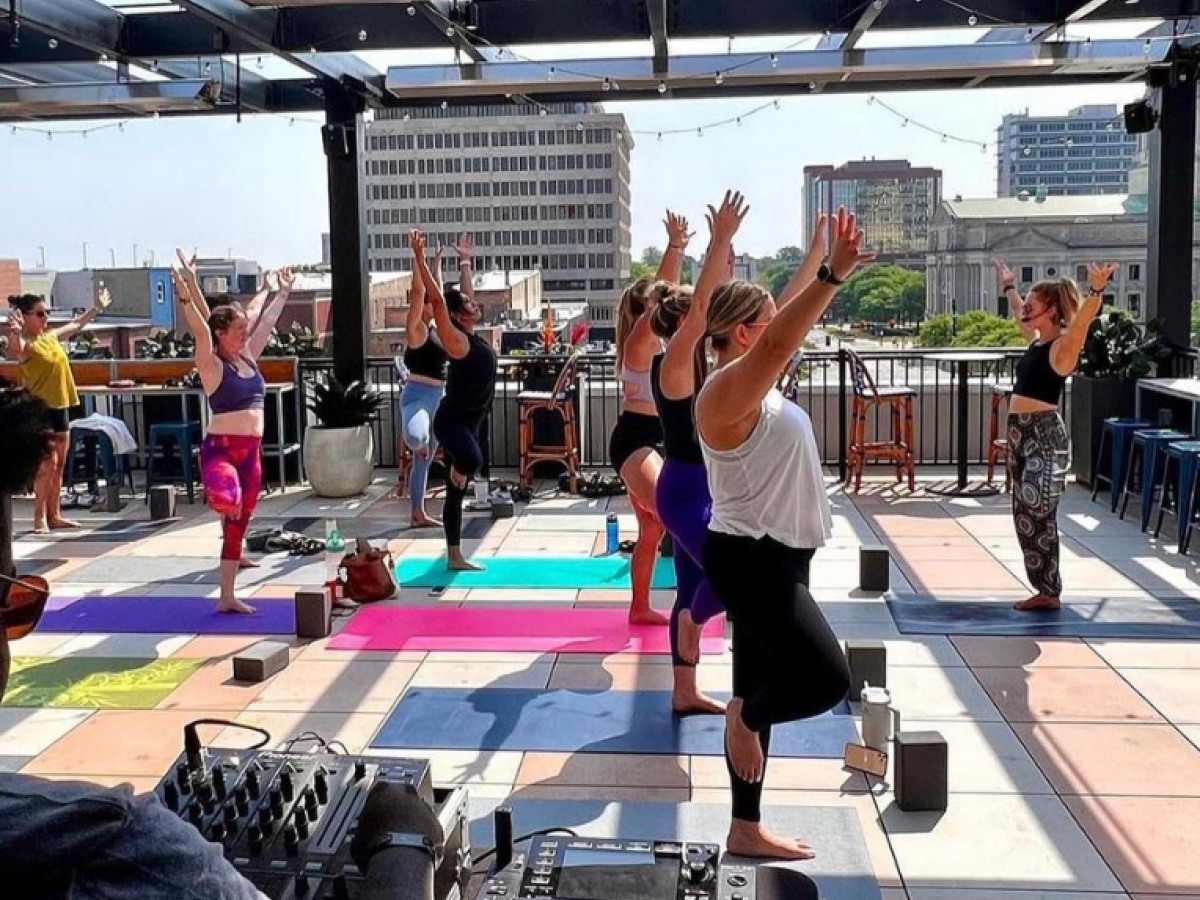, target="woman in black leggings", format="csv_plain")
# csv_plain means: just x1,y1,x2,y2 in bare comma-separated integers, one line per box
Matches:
696,207,872,860
411,230,497,572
